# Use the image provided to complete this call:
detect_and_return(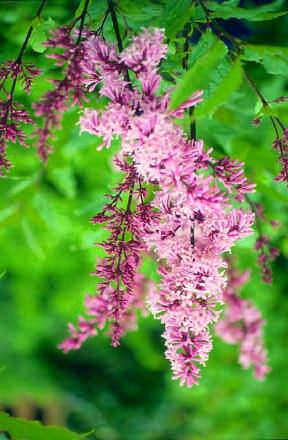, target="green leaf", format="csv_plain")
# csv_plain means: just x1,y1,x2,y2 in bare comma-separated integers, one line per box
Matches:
158,0,195,38
30,17,55,53
22,218,45,260
254,101,288,120
189,29,217,65
169,32,227,110
0,204,18,223
207,0,287,21
196,58,243,118
0,411,82,440
242,44,288,76
116,0,162,28
49,167,77,199
75,0,91,17
8,178,33,196
75,0,86,16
